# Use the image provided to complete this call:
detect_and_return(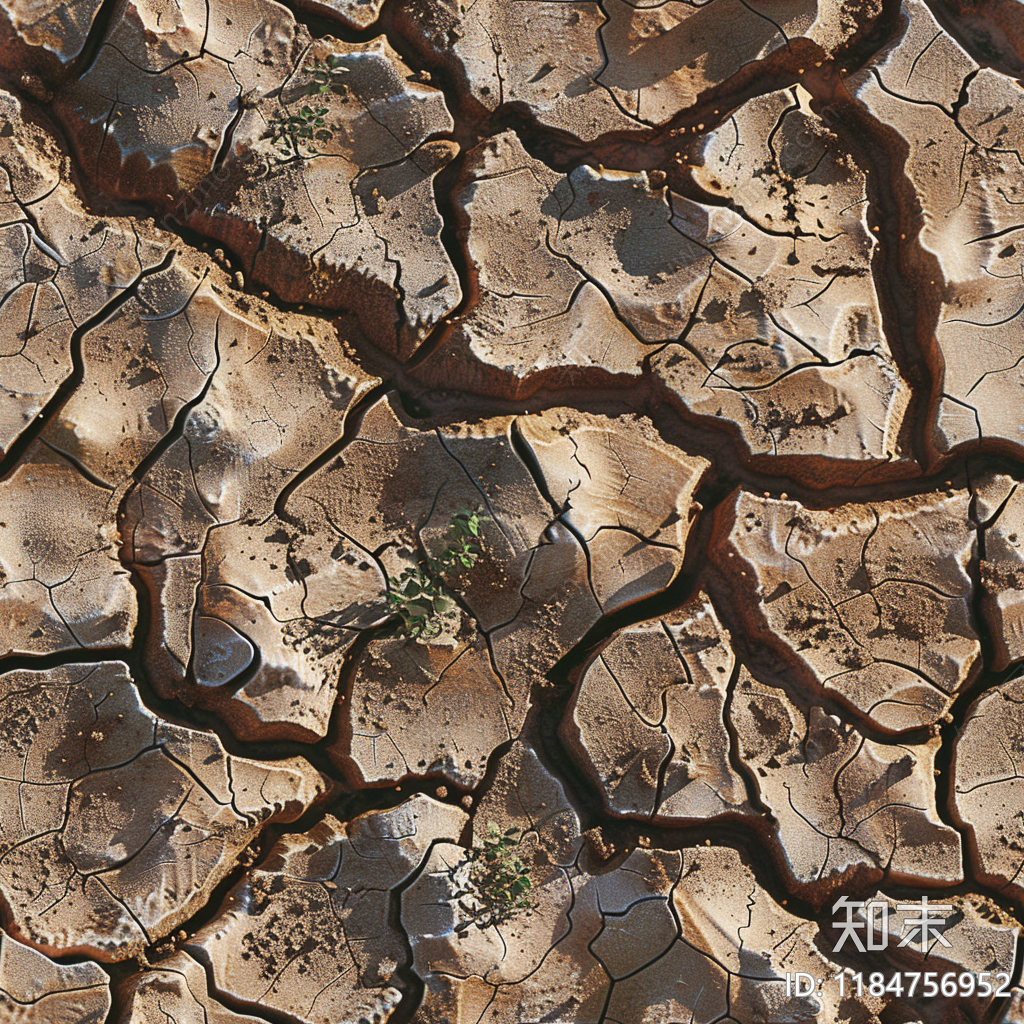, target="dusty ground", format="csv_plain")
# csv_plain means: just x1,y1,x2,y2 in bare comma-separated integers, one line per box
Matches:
0,0,1024,1021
